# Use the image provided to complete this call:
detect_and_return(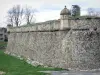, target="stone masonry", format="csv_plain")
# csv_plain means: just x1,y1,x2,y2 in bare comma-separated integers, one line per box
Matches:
6,6,100,70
